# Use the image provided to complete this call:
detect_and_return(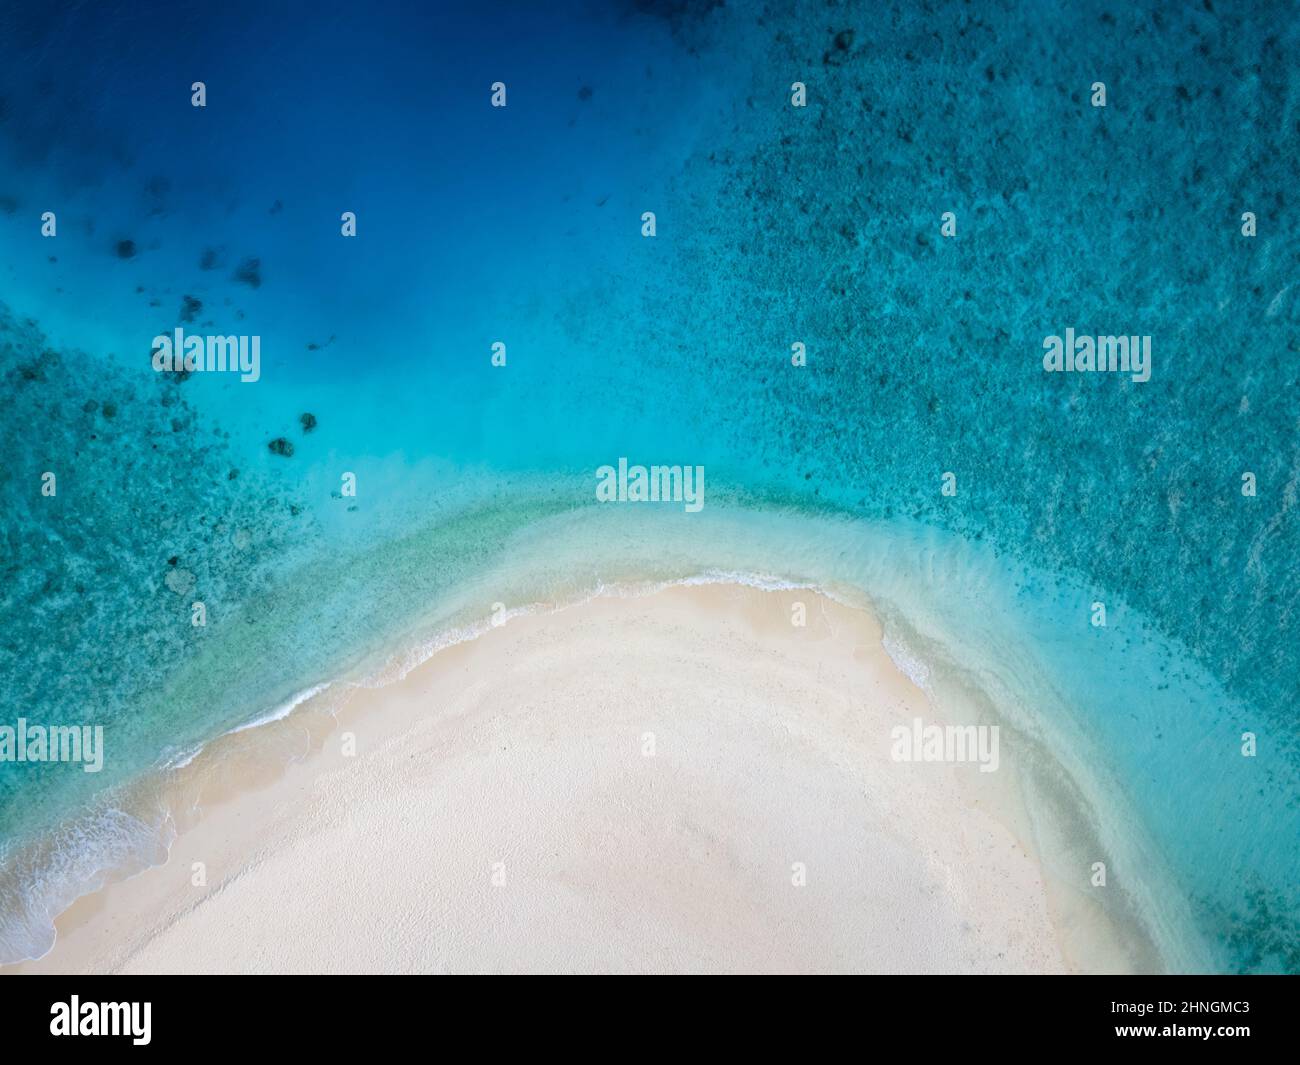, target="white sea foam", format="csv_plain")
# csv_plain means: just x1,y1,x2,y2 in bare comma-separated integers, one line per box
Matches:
223,682,333,737
0,794,173,964
880,631,932,691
